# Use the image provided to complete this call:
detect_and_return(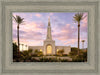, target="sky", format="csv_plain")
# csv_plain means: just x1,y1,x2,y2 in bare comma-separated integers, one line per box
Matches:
12,12,88,49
